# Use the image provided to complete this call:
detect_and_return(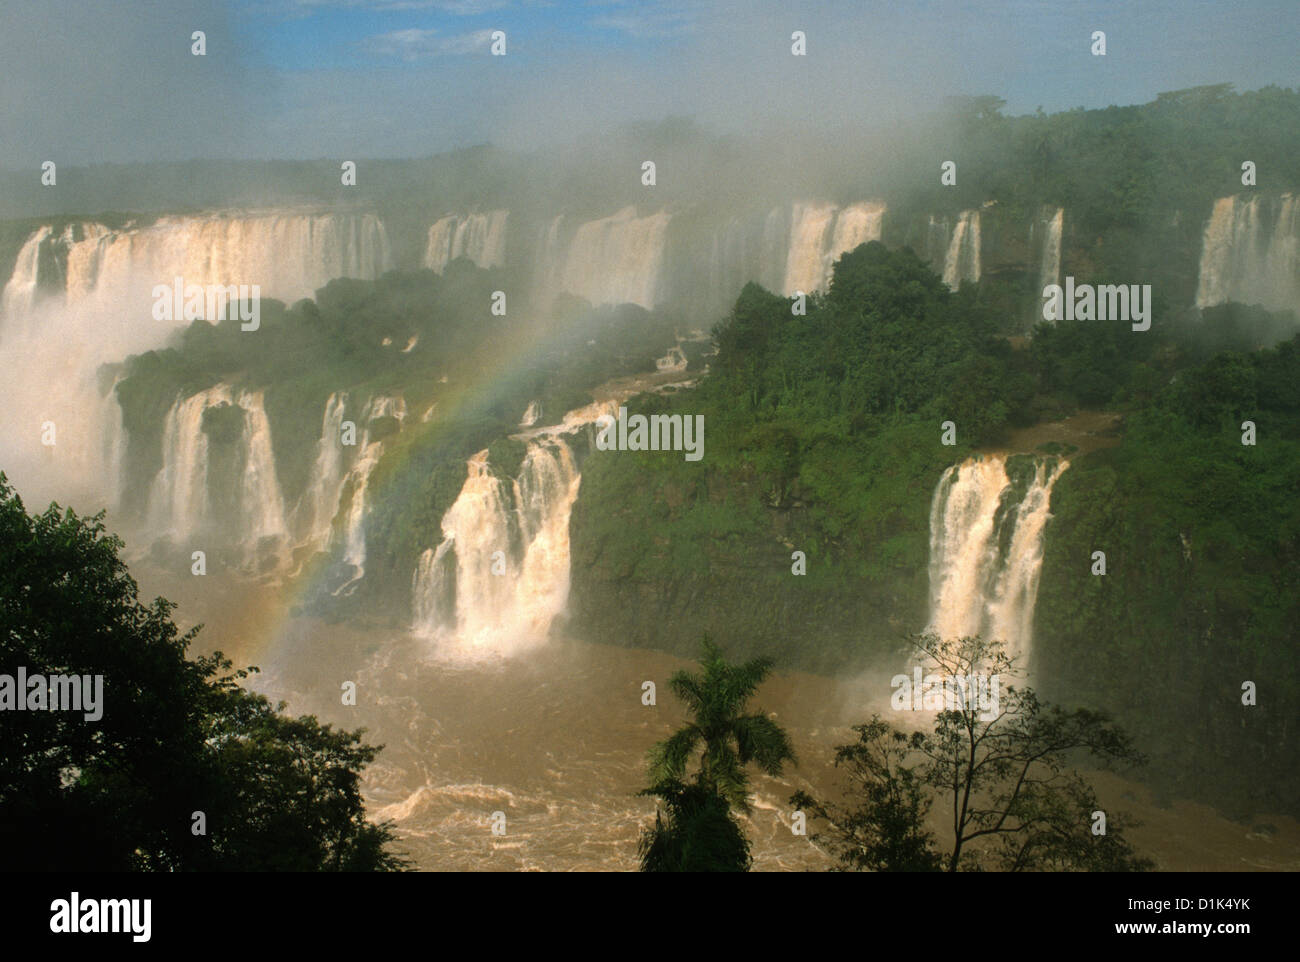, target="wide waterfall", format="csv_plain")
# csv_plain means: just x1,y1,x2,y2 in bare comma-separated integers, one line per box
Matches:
10,212,393,310
411,403,615,660
1195,193,1299,311
926,454,1068,664
702,200,885,308
424,211,509,273
0,211,392,512
527,199,885,310
533,207,671,308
